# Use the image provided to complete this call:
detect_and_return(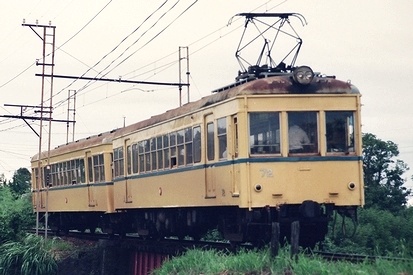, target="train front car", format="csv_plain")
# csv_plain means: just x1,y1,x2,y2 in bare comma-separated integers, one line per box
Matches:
224,66,364,247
